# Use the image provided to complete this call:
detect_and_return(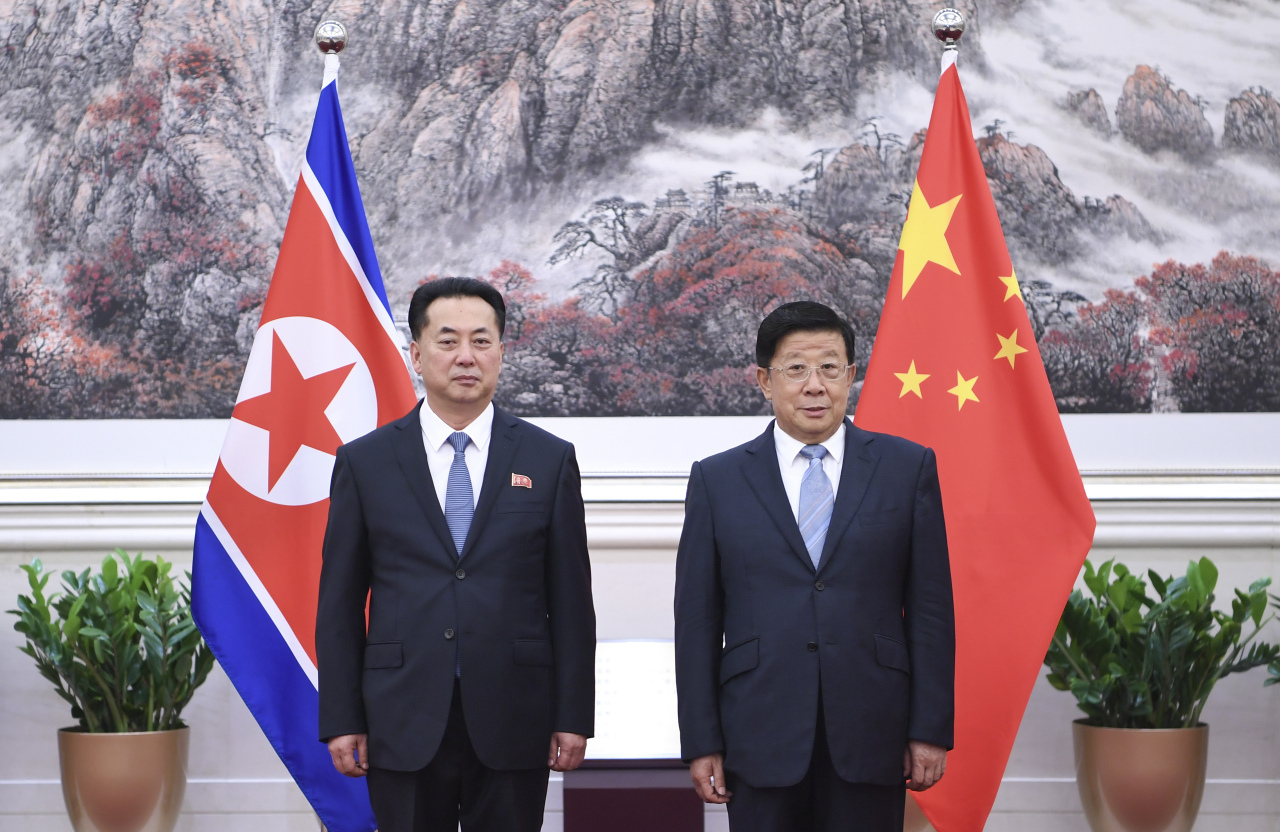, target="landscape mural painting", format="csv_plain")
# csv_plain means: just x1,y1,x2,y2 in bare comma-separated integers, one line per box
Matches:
1,0,1278,418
